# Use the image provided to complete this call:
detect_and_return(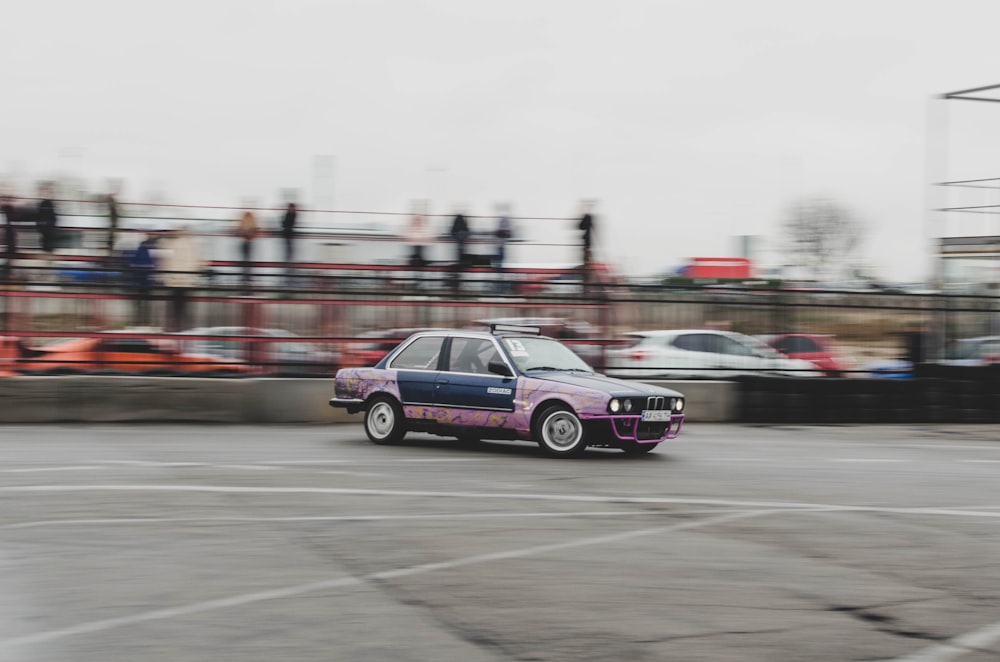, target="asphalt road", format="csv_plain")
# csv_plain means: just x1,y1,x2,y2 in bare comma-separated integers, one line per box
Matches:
2,423,1000,661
